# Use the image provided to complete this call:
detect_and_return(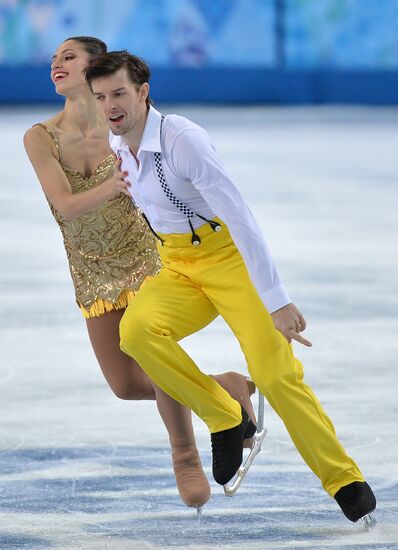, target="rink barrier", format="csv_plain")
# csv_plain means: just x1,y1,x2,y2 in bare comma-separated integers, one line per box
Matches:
1,67,398,105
